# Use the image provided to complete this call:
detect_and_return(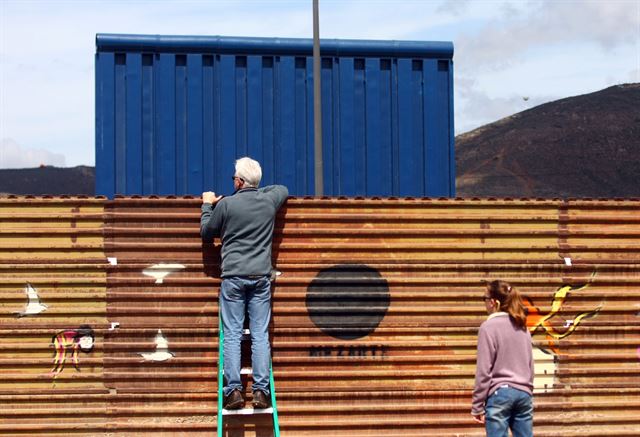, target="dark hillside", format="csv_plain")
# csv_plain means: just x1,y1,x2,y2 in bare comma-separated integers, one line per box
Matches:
456,83,640,198
0,166,94,195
